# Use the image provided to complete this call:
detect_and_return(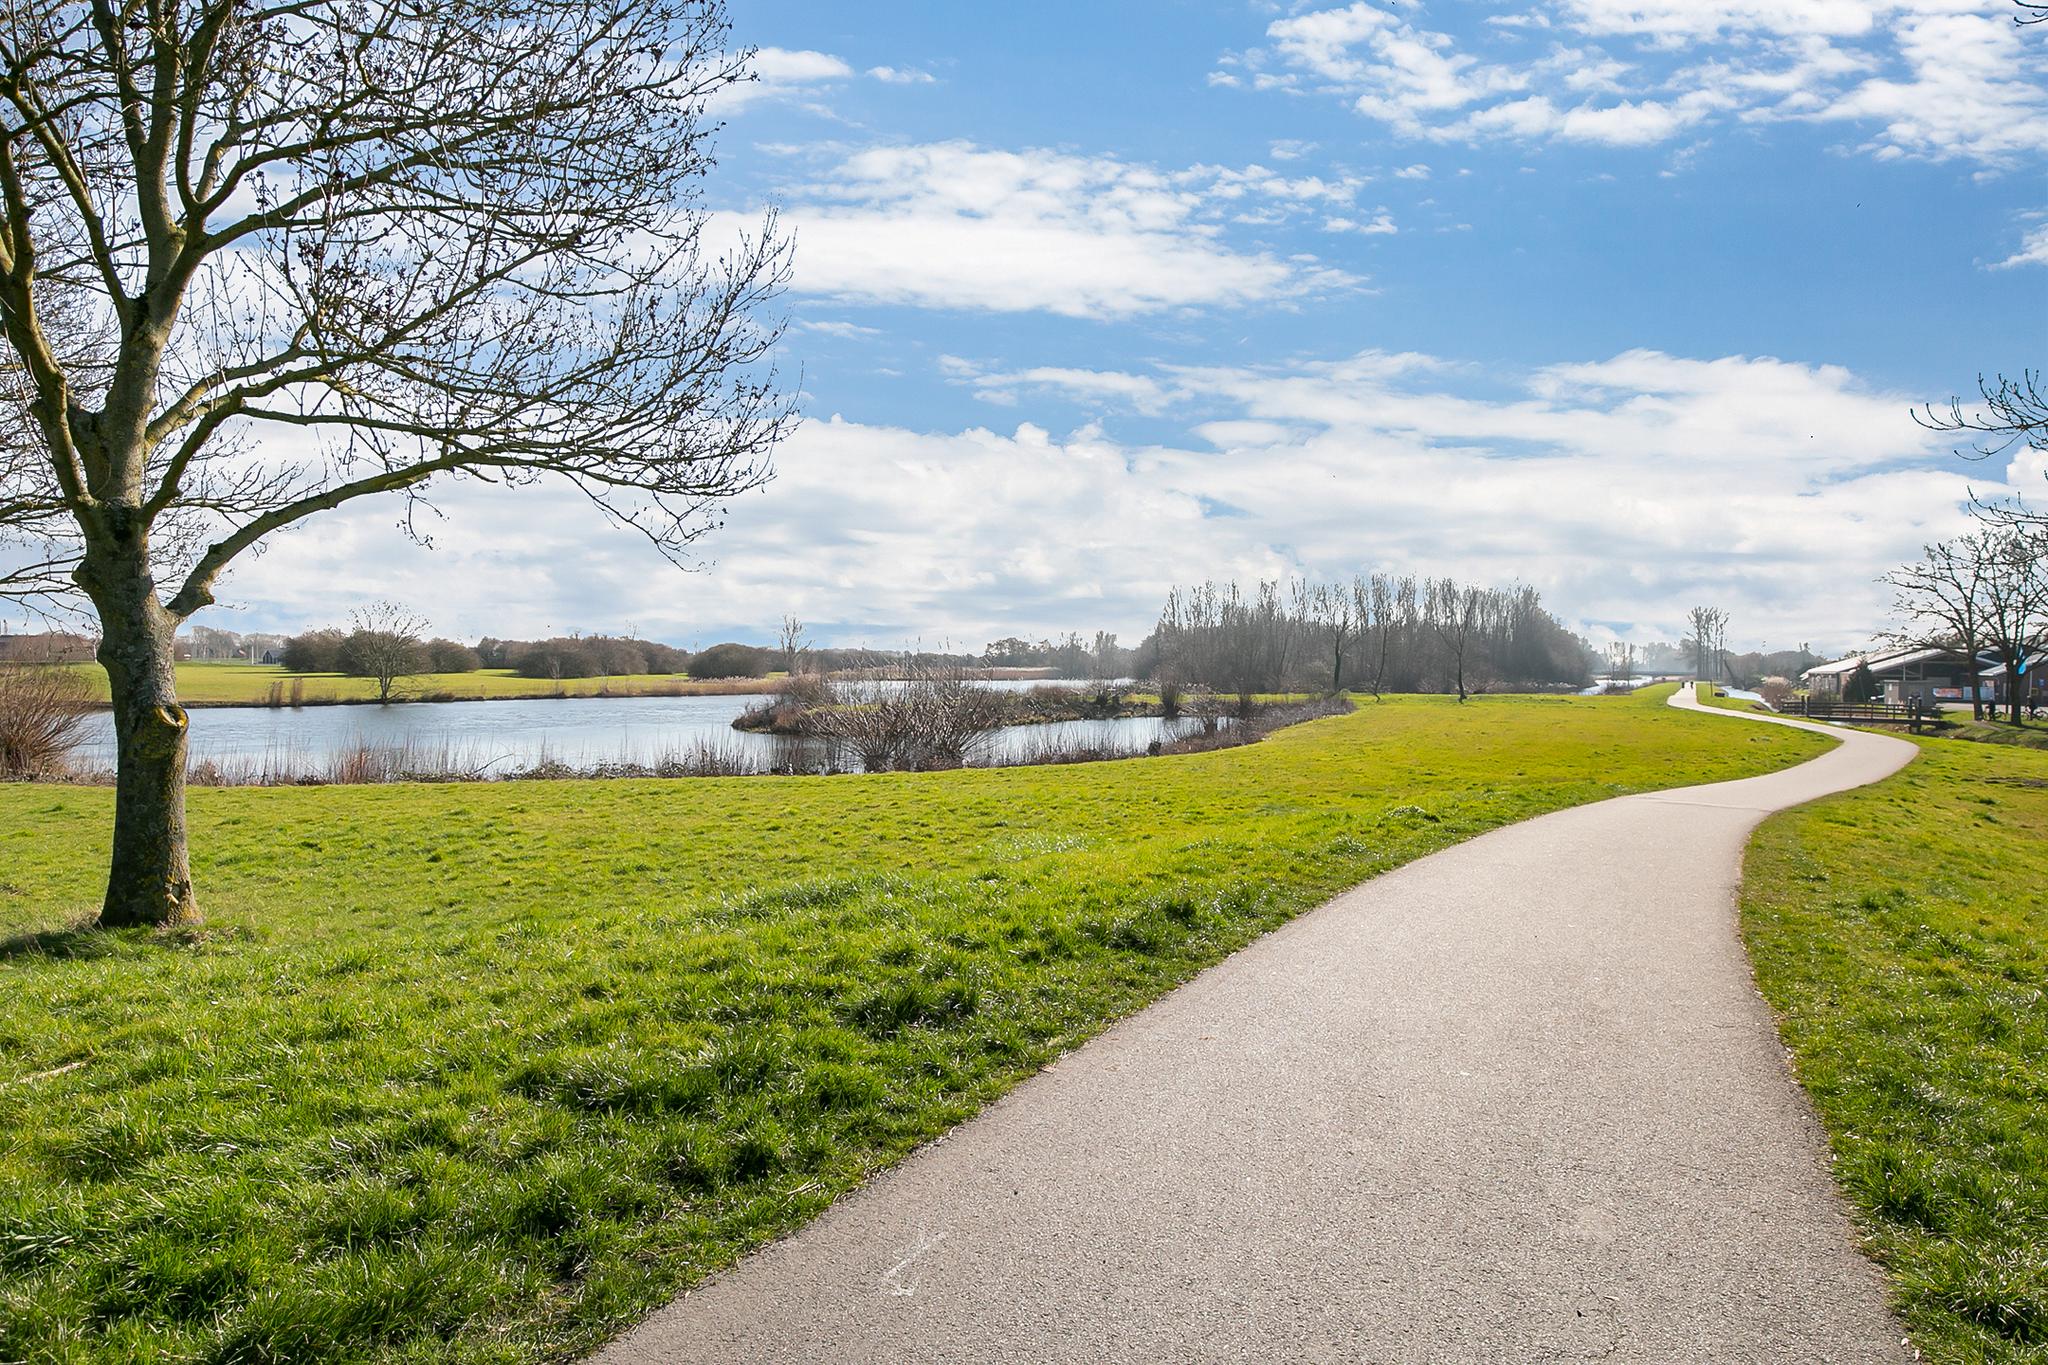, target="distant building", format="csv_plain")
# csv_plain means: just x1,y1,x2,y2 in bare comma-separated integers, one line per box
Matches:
1979,654,2047,709
1802,646,2042,707
1800,649,1915,700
